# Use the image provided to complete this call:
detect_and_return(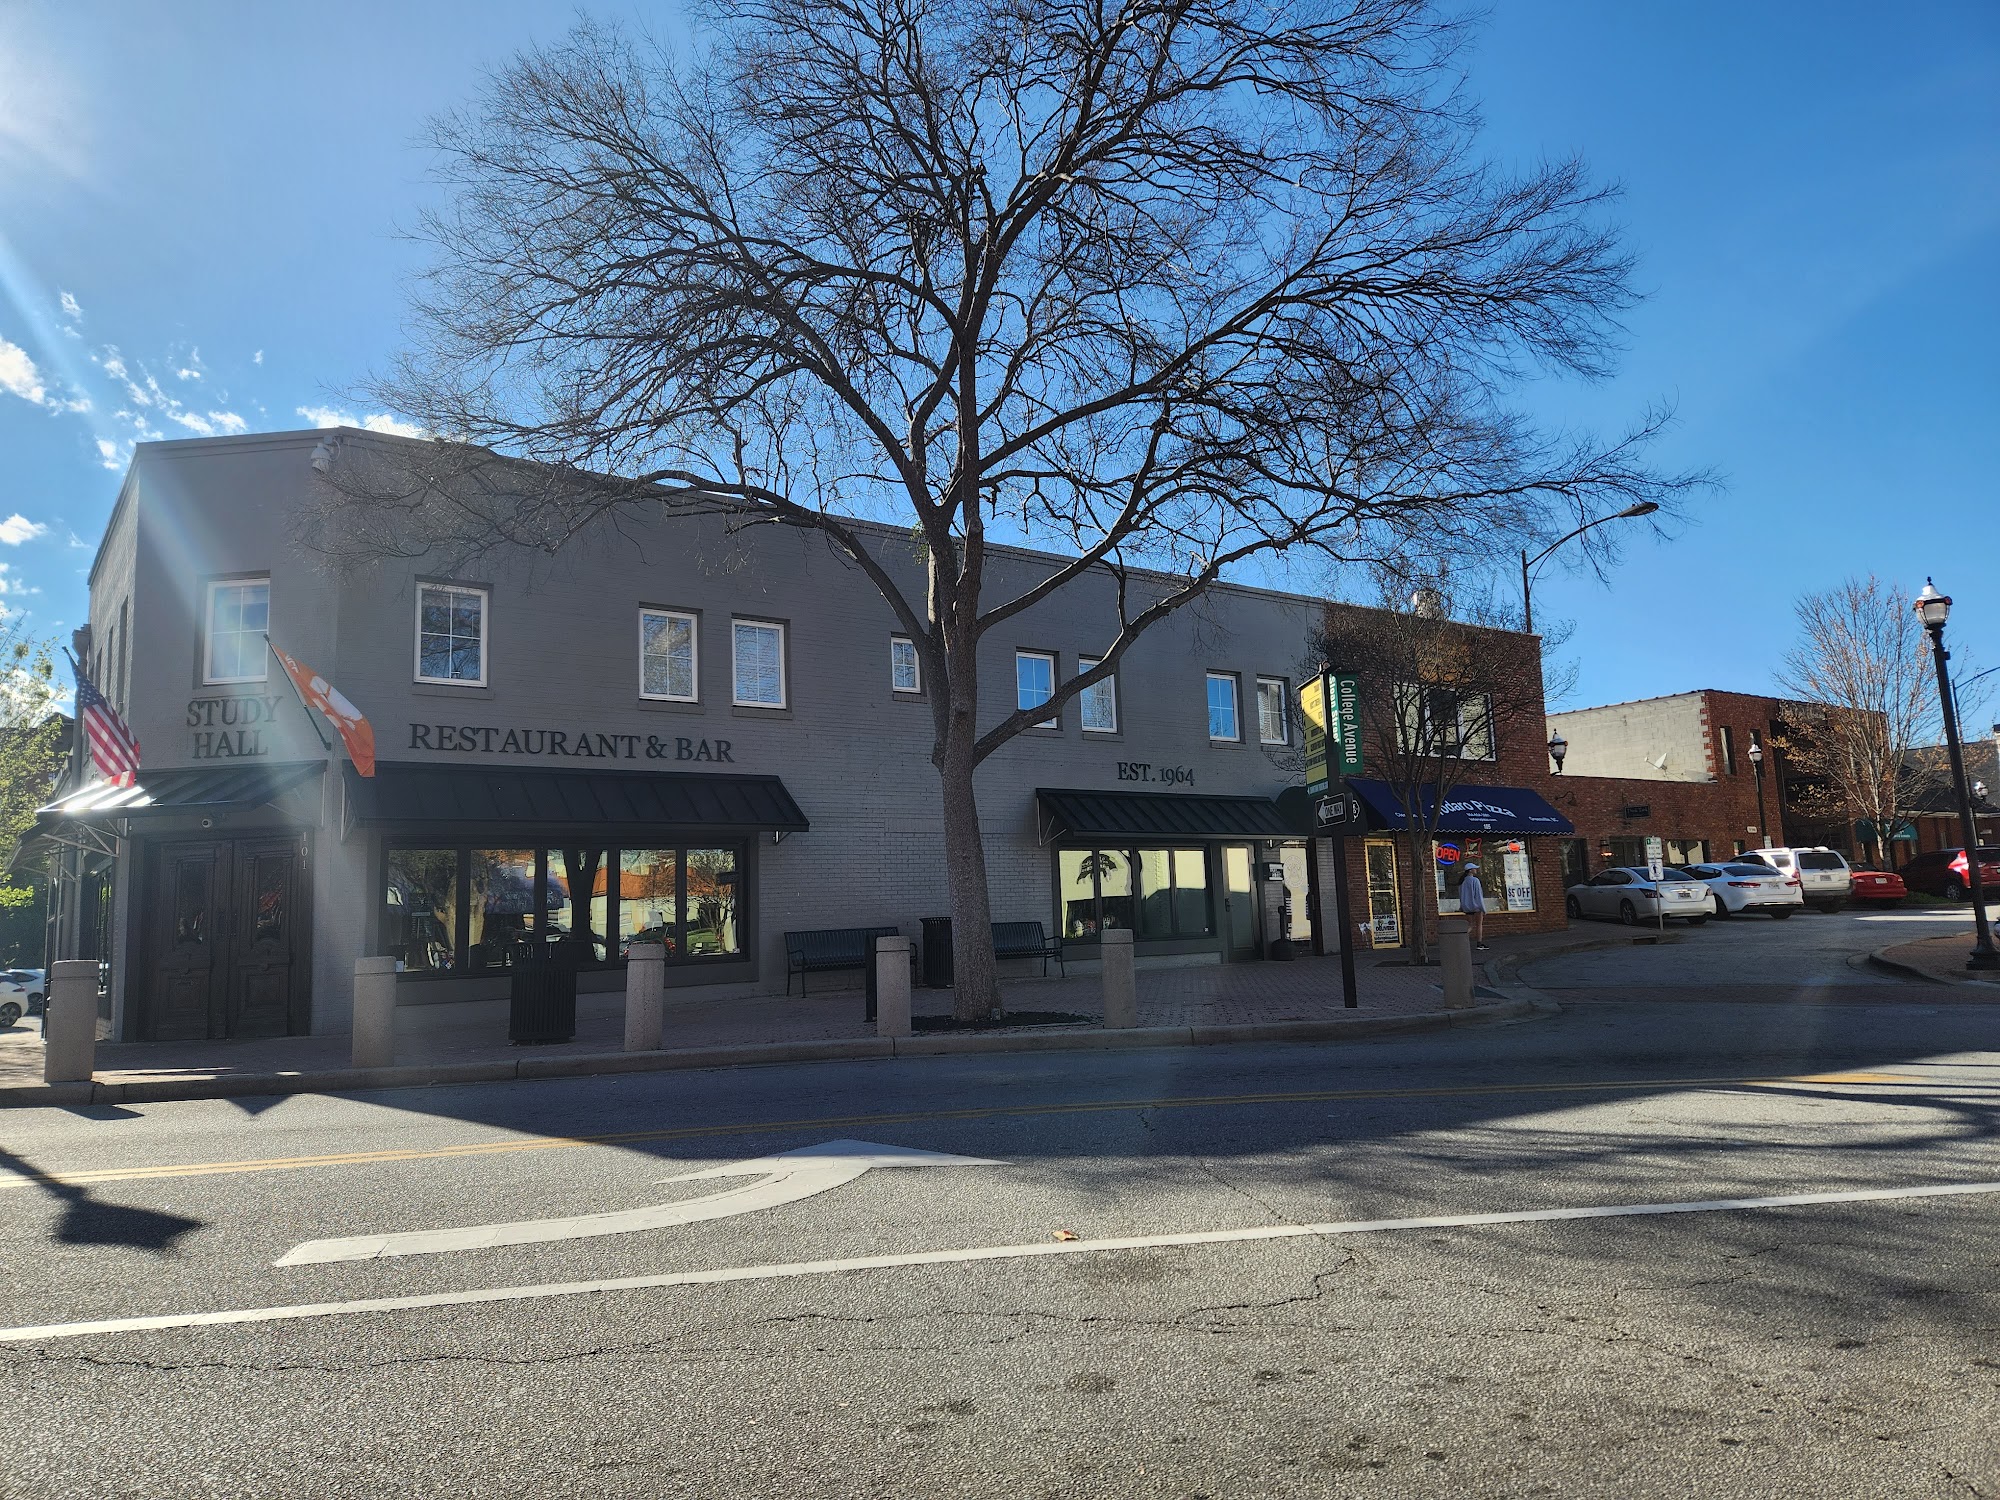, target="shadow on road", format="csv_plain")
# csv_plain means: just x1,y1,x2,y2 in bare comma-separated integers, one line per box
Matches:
0,1145,204,1251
